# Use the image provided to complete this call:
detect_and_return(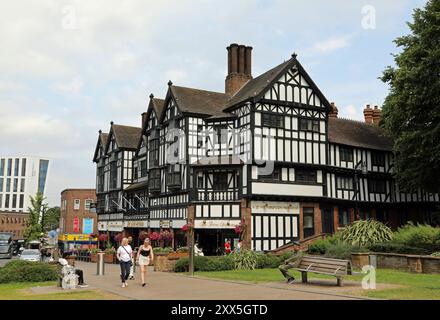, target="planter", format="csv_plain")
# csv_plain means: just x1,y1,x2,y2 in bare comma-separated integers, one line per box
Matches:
90,253,98,263
154,252,179,272
167,252,189,260
104,253,115,263
351,253,371,269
